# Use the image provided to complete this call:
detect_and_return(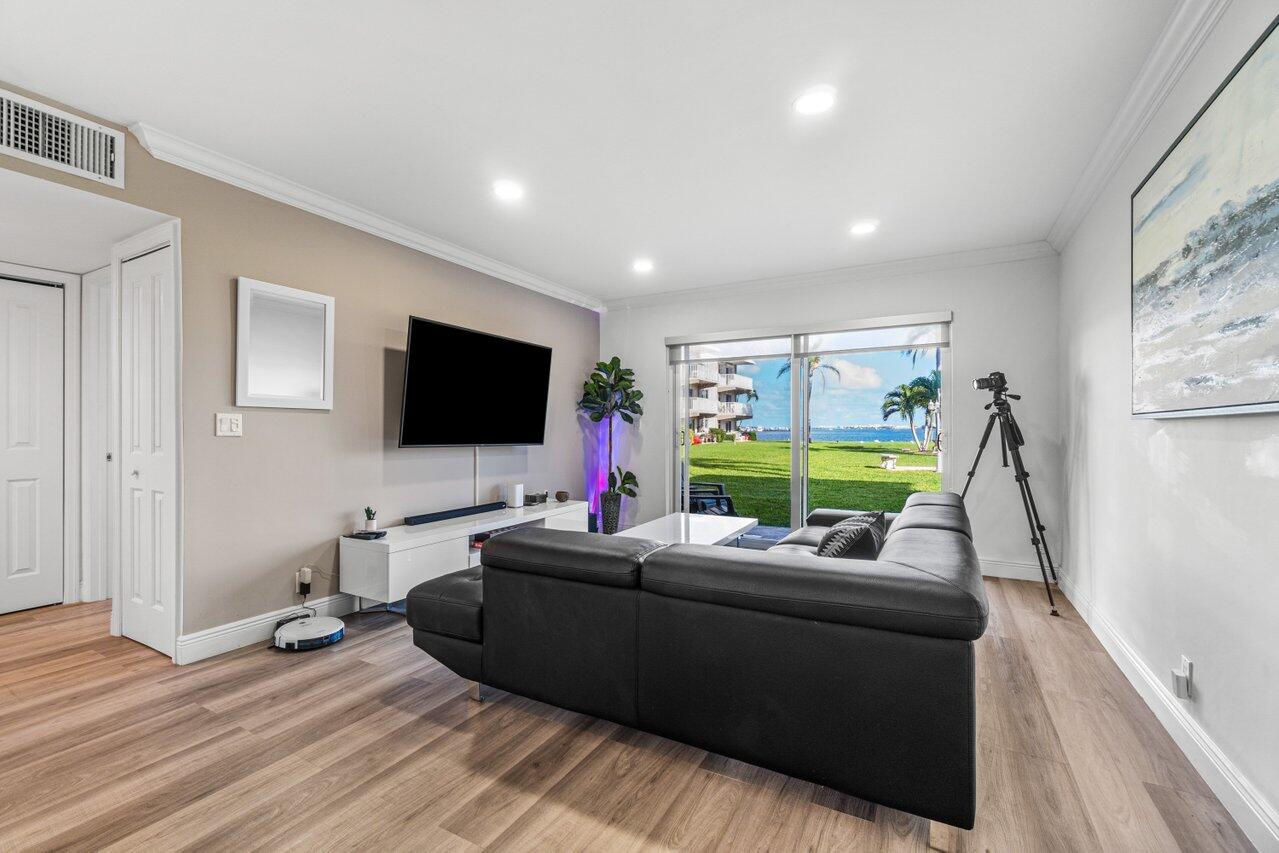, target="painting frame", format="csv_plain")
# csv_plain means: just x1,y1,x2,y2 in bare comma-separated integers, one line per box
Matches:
1130,12,1279,419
